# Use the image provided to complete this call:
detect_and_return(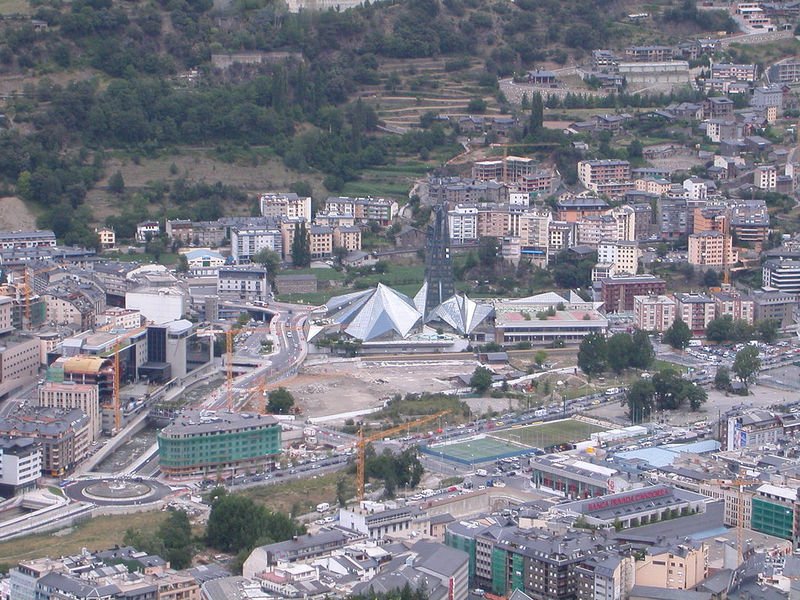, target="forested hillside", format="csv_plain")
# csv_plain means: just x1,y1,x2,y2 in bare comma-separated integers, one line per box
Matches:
0,0,736,243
